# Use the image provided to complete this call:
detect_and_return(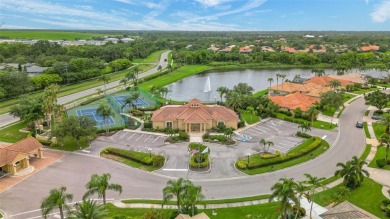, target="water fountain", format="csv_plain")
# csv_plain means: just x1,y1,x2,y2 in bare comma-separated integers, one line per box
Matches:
203,76,211,92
